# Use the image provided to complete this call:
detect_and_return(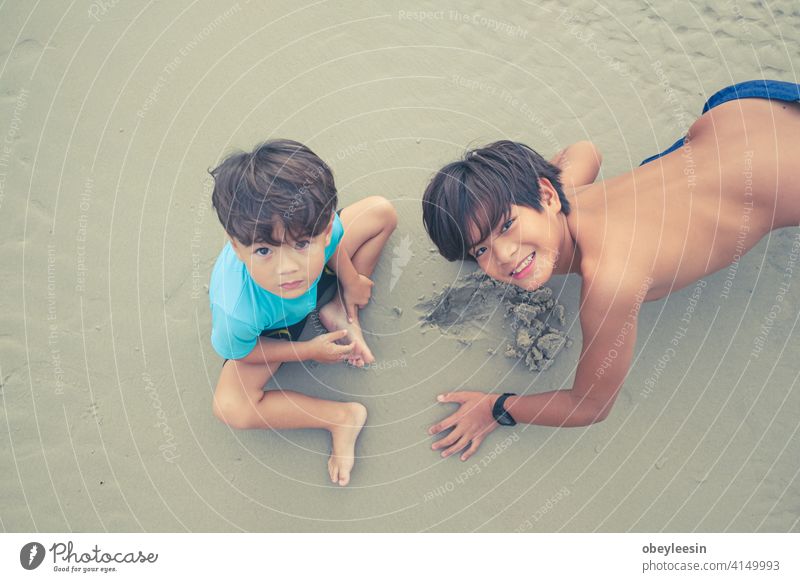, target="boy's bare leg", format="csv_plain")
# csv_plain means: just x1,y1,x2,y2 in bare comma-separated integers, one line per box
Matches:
319,196,398,366
213,359,367,486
